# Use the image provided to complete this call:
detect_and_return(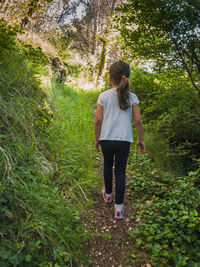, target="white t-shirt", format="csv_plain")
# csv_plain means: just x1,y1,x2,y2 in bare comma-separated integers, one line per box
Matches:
97,88,140,142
